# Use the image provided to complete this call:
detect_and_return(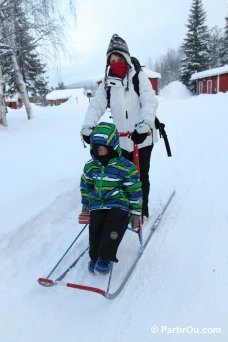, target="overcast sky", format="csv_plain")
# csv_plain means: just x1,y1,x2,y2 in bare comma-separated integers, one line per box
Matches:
48,0,228,86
